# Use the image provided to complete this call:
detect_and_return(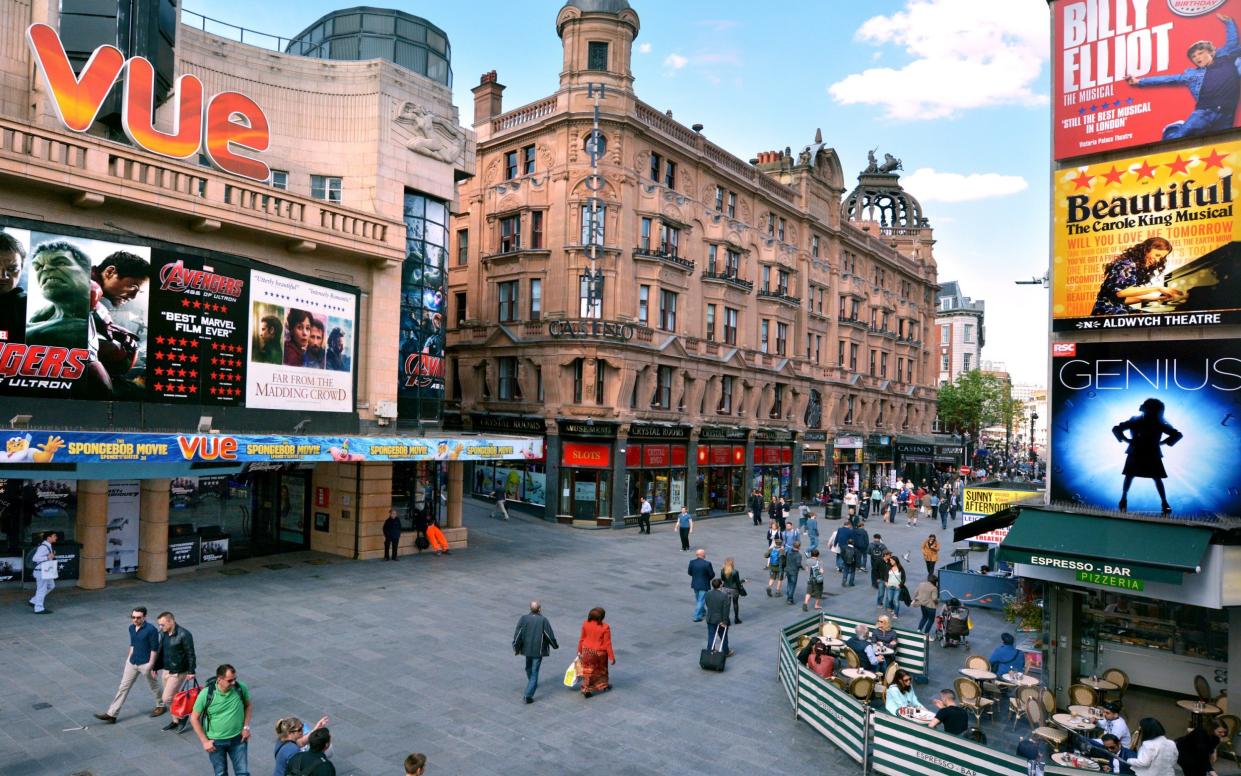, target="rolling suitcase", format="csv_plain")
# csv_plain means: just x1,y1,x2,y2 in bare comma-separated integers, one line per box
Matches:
699,625,728,672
